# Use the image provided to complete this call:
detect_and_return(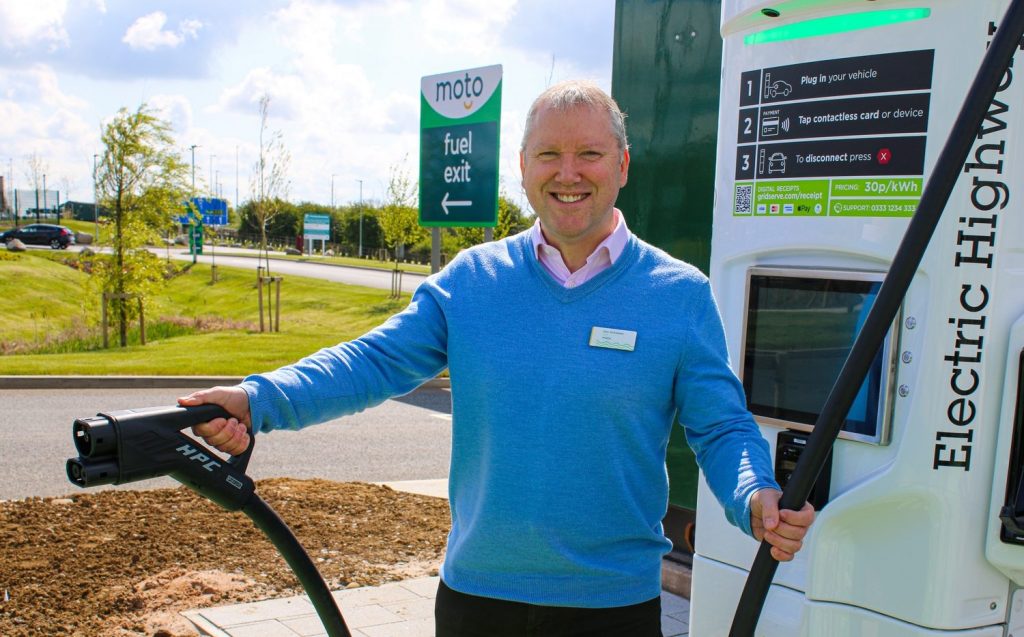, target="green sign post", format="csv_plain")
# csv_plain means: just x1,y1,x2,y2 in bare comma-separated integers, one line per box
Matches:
419,64,502,227
188,220,203,259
